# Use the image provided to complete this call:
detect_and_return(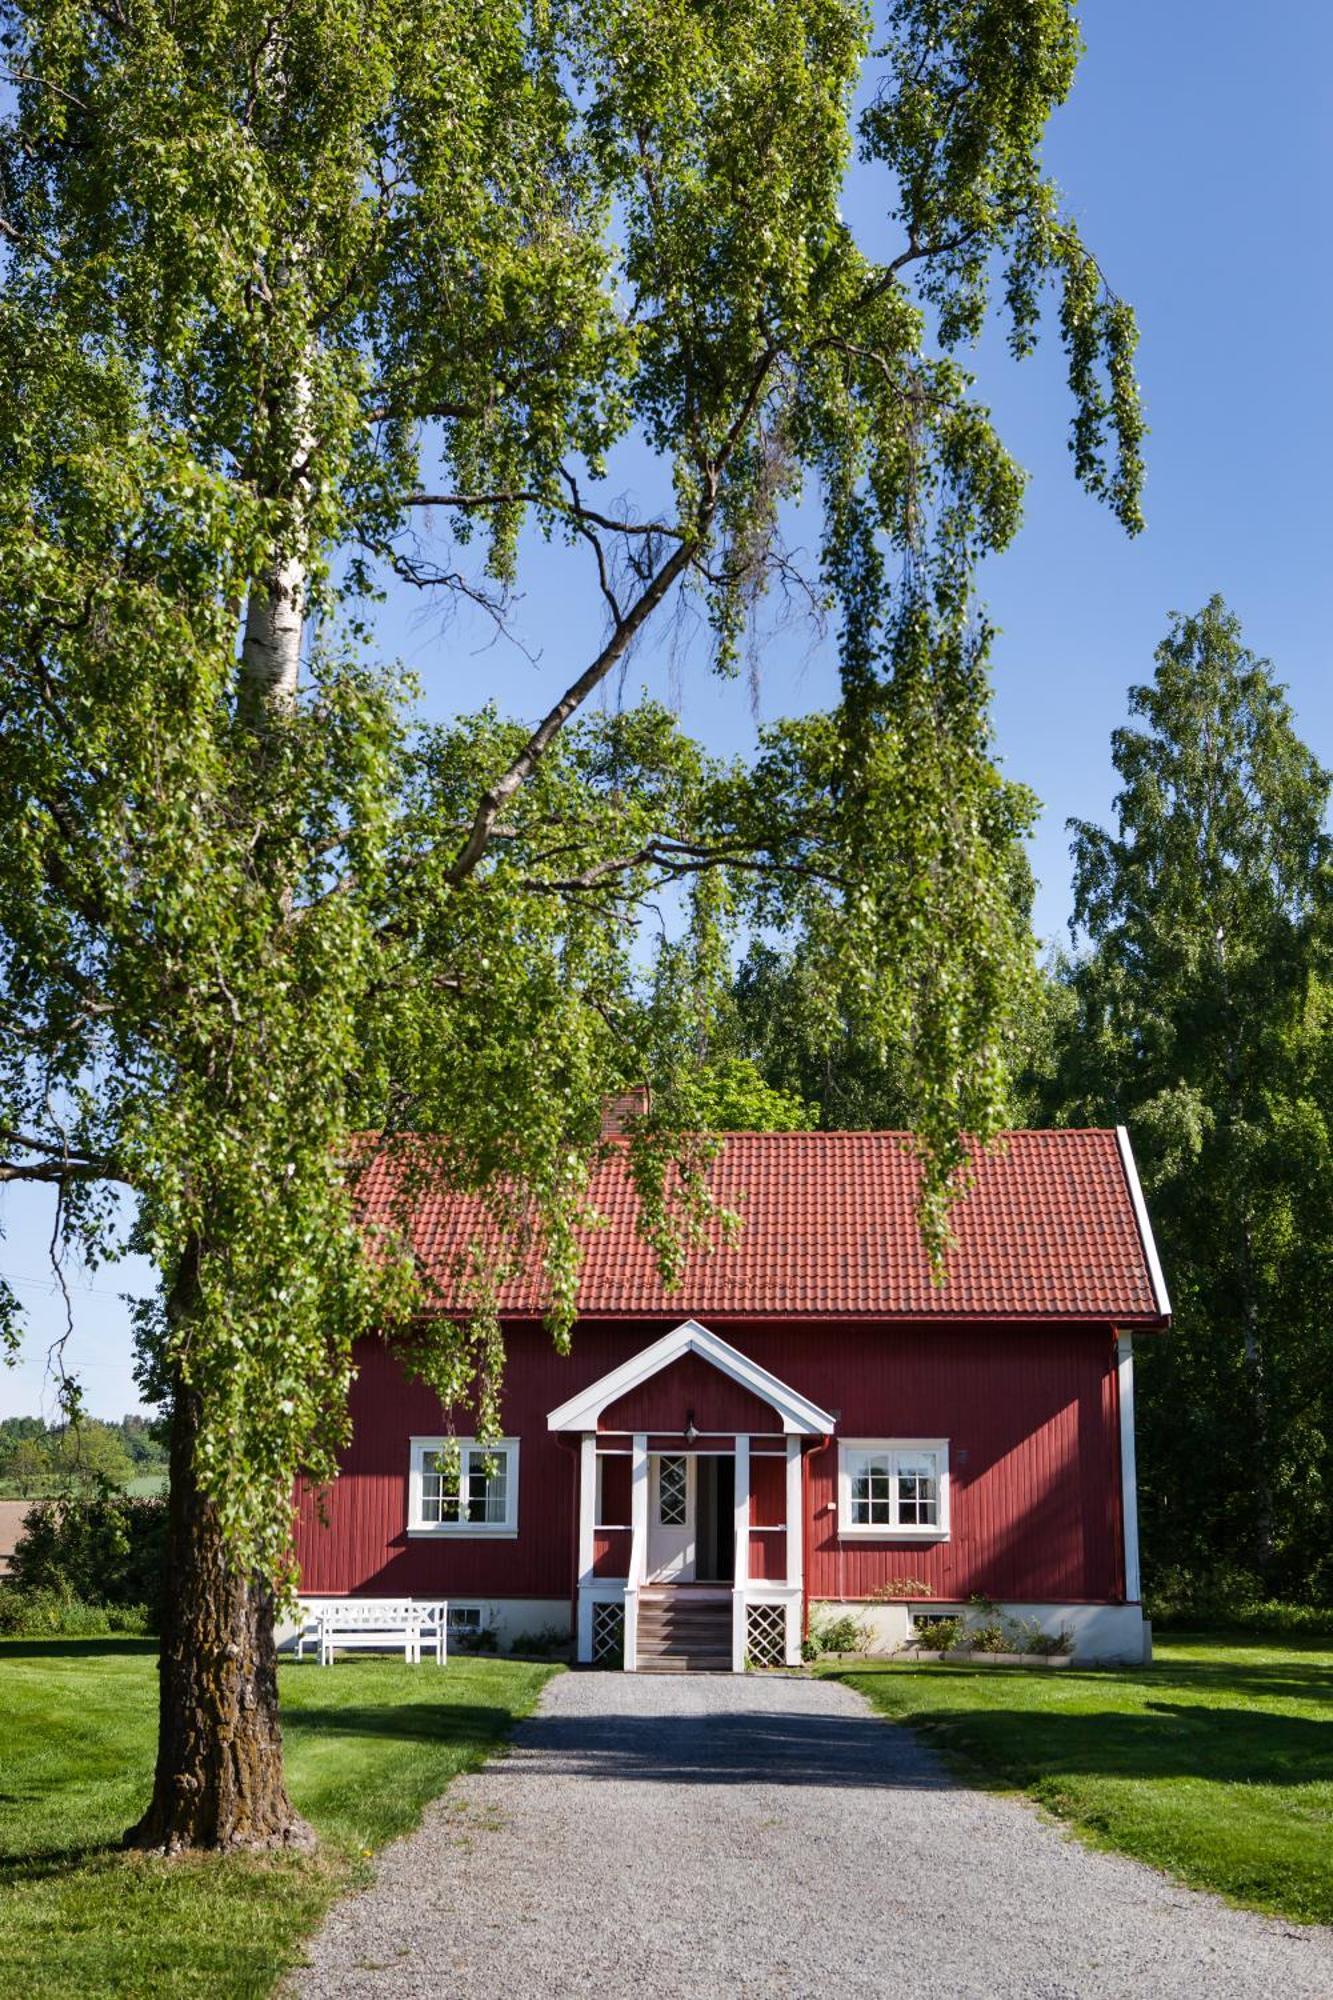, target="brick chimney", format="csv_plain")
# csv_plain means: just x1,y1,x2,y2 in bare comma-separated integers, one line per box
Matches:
600,1085,650,1137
